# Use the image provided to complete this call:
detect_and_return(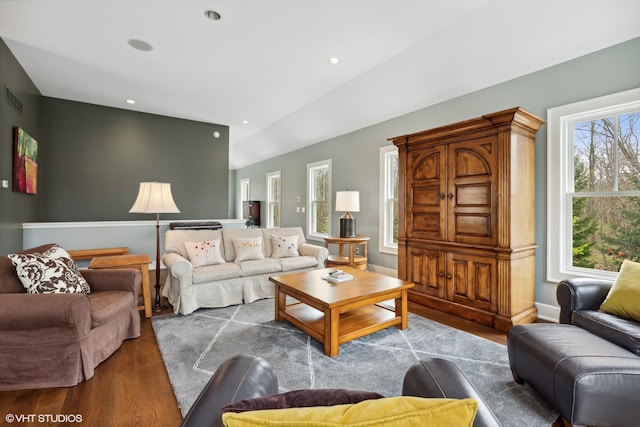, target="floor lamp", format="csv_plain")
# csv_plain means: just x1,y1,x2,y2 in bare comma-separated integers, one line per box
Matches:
129,182,180,311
